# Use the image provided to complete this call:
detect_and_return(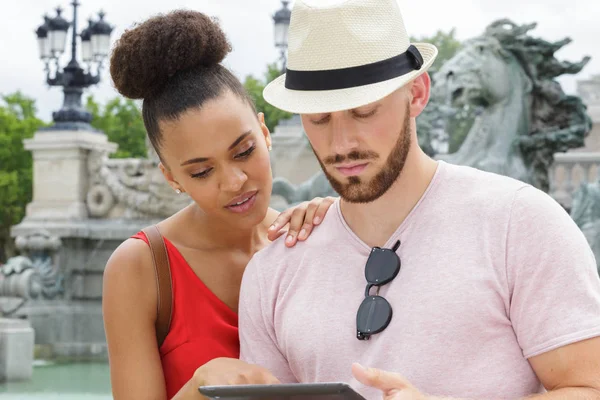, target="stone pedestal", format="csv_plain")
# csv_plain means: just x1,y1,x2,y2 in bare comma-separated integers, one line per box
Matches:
23,129,117,221
7,129,121,361
9,219,155,360
0,318,34,382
